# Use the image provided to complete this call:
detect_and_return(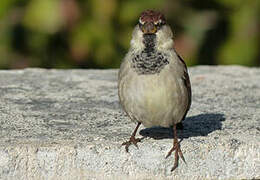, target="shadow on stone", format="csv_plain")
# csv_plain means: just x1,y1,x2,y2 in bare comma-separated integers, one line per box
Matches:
139,113,225,139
